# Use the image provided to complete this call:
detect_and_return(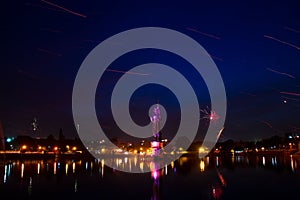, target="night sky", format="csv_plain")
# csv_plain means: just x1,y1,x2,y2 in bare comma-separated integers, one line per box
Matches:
2,0,300,141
